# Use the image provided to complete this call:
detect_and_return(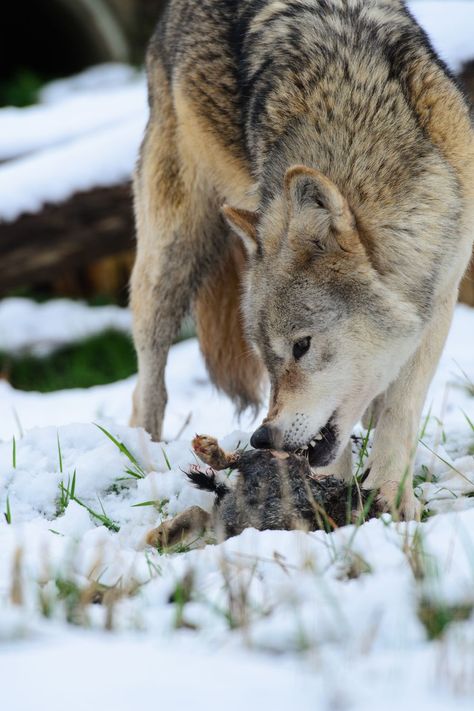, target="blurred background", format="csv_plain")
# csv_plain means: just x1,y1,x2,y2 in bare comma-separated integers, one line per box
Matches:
0,0,473,396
